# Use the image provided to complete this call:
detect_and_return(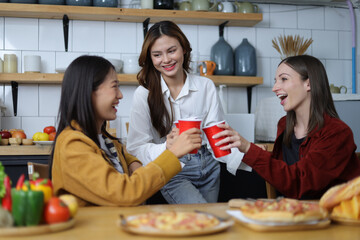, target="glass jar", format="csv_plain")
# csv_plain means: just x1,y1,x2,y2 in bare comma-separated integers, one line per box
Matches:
153,0,174,9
